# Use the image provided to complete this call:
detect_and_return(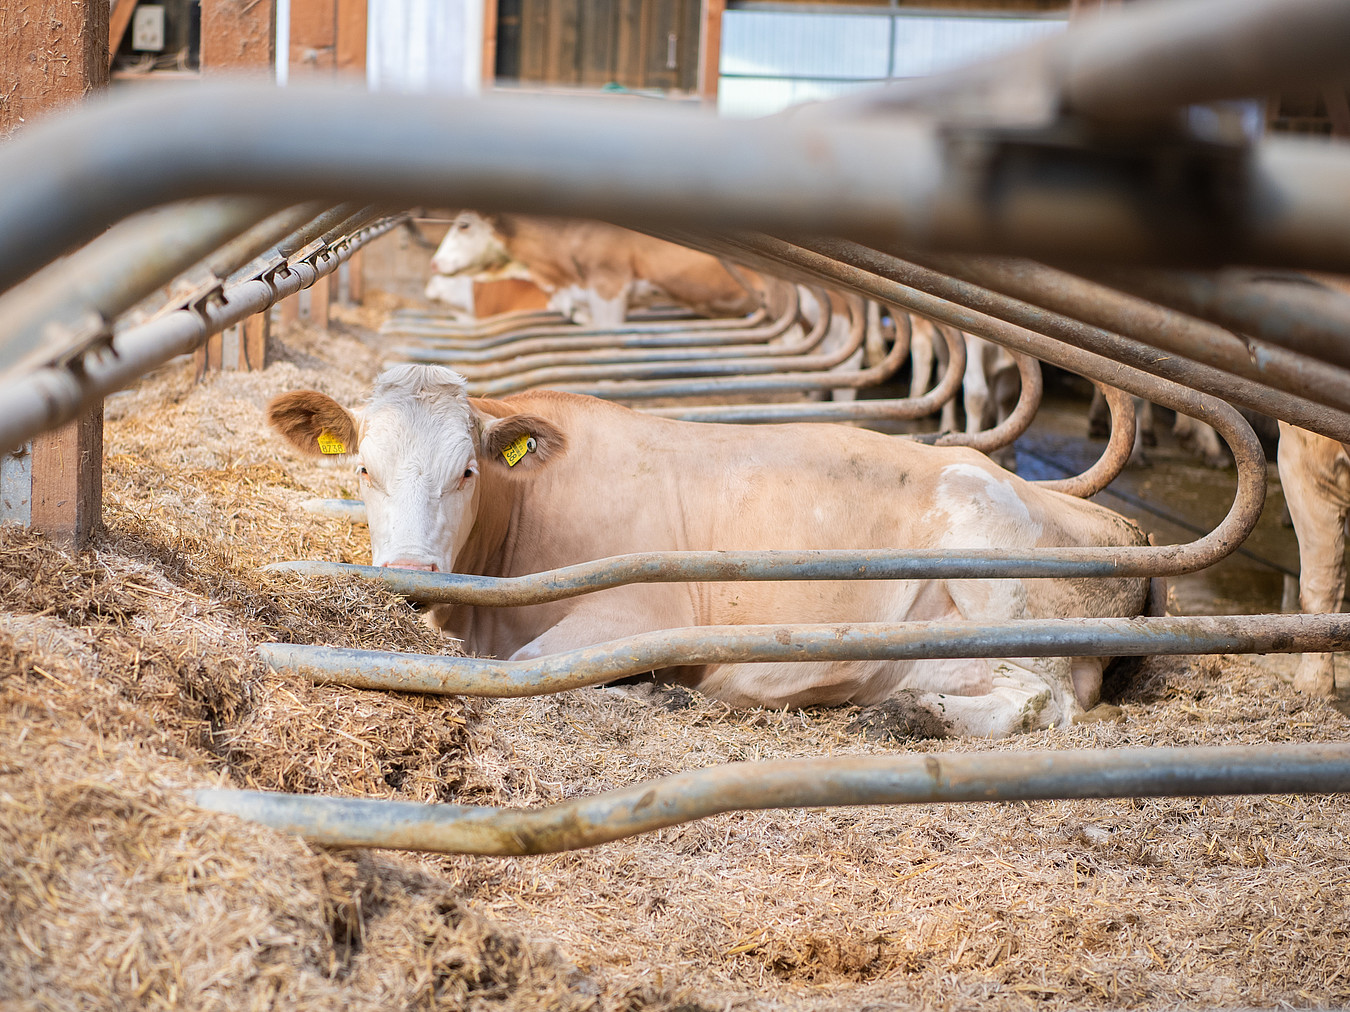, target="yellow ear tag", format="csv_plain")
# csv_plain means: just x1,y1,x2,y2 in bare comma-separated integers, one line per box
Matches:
317,430,347,455
501,433,536,467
